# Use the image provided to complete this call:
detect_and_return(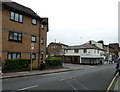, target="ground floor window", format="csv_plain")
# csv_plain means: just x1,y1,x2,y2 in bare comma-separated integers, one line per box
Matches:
7,52,21,59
